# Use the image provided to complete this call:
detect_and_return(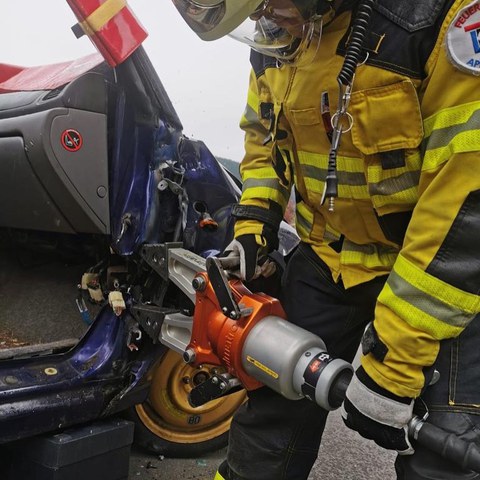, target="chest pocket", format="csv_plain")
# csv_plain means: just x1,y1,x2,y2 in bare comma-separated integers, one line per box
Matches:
289,107,326,154
349,80,423,217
